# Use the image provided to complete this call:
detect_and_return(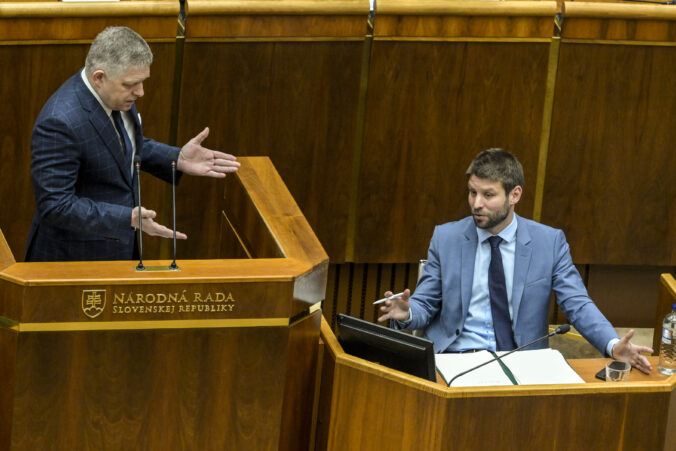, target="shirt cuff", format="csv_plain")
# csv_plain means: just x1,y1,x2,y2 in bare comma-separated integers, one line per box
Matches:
395,310,413,329
606,338,620,358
